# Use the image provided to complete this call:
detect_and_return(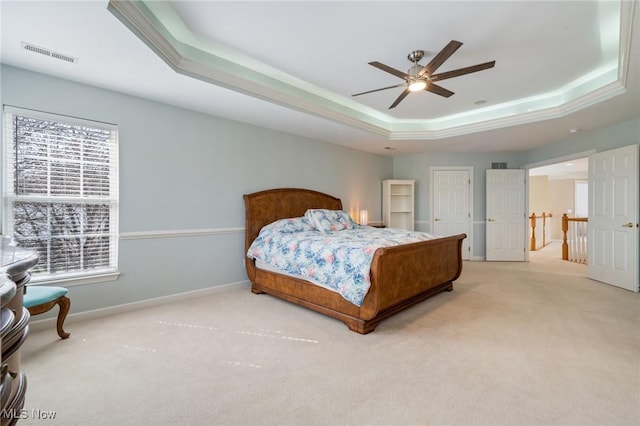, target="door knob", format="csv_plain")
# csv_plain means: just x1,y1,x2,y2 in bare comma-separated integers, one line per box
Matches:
622,222,634,228
487,218,495,222
434,218,440,221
